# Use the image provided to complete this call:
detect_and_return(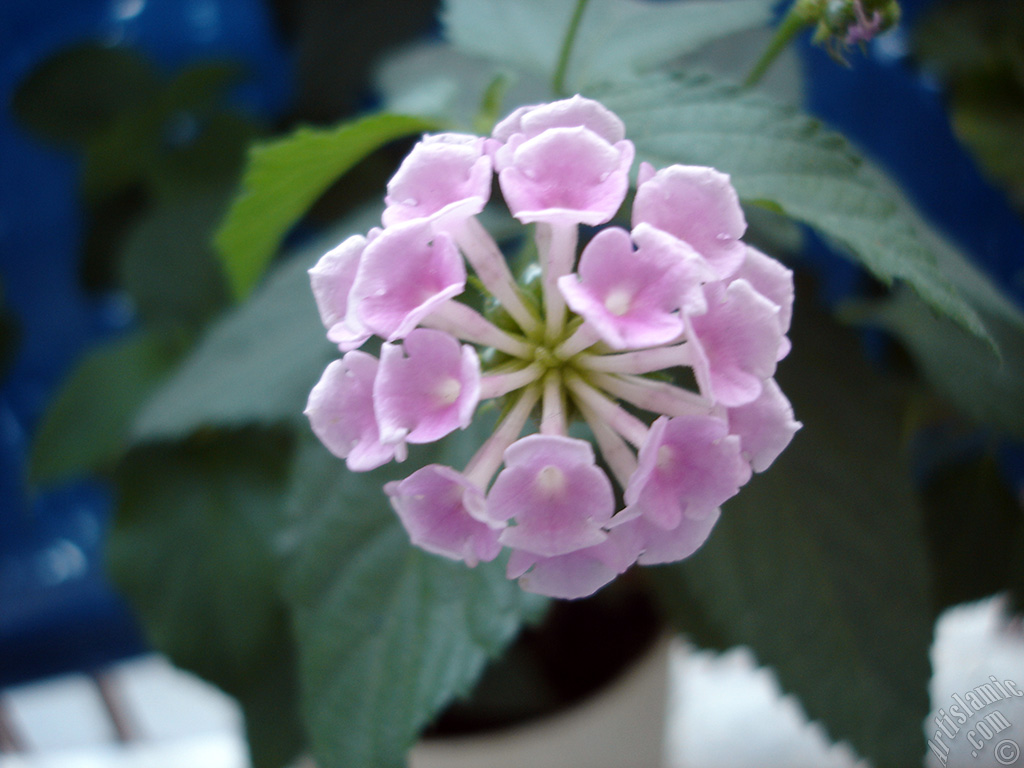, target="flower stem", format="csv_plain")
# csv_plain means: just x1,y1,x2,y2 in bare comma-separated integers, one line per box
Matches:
464,385,542,487
540,370,567,436
480,362,545,400
564,372,649,447
576,343,690,374
744,1,810,88
554,322,601,359
575,399,638,487
588,372,712,418
422,301,534,358
455,217,540,335
553,0,592,96
537,222,578,345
